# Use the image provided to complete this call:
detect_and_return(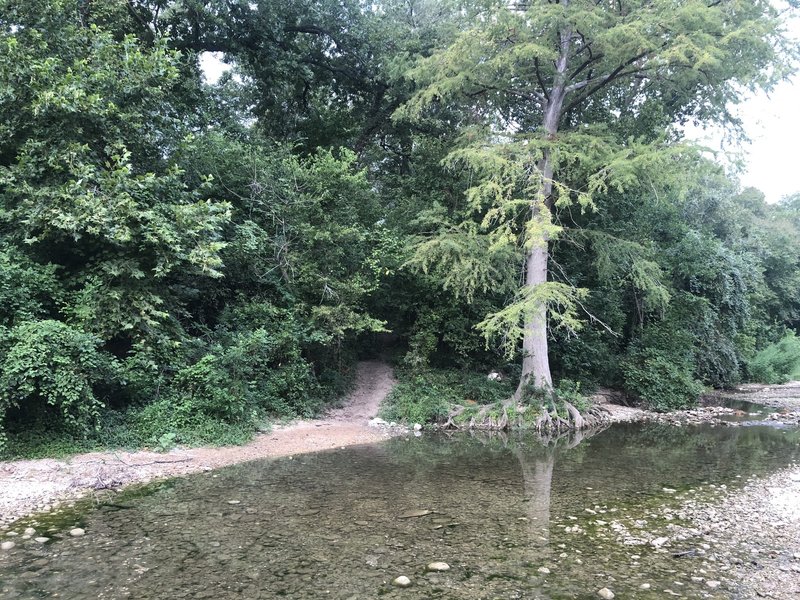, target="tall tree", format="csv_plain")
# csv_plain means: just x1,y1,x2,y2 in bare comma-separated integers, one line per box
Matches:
402,0,795,397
